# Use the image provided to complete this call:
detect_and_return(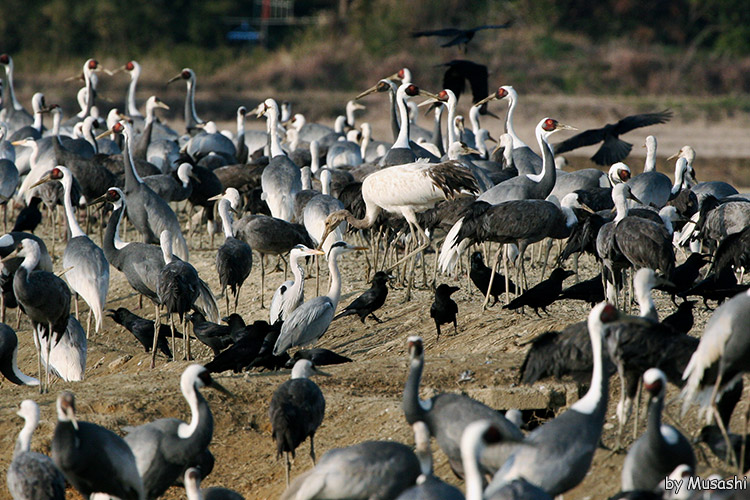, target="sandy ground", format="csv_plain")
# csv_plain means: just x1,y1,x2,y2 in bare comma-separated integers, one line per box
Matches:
0,96,748,499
